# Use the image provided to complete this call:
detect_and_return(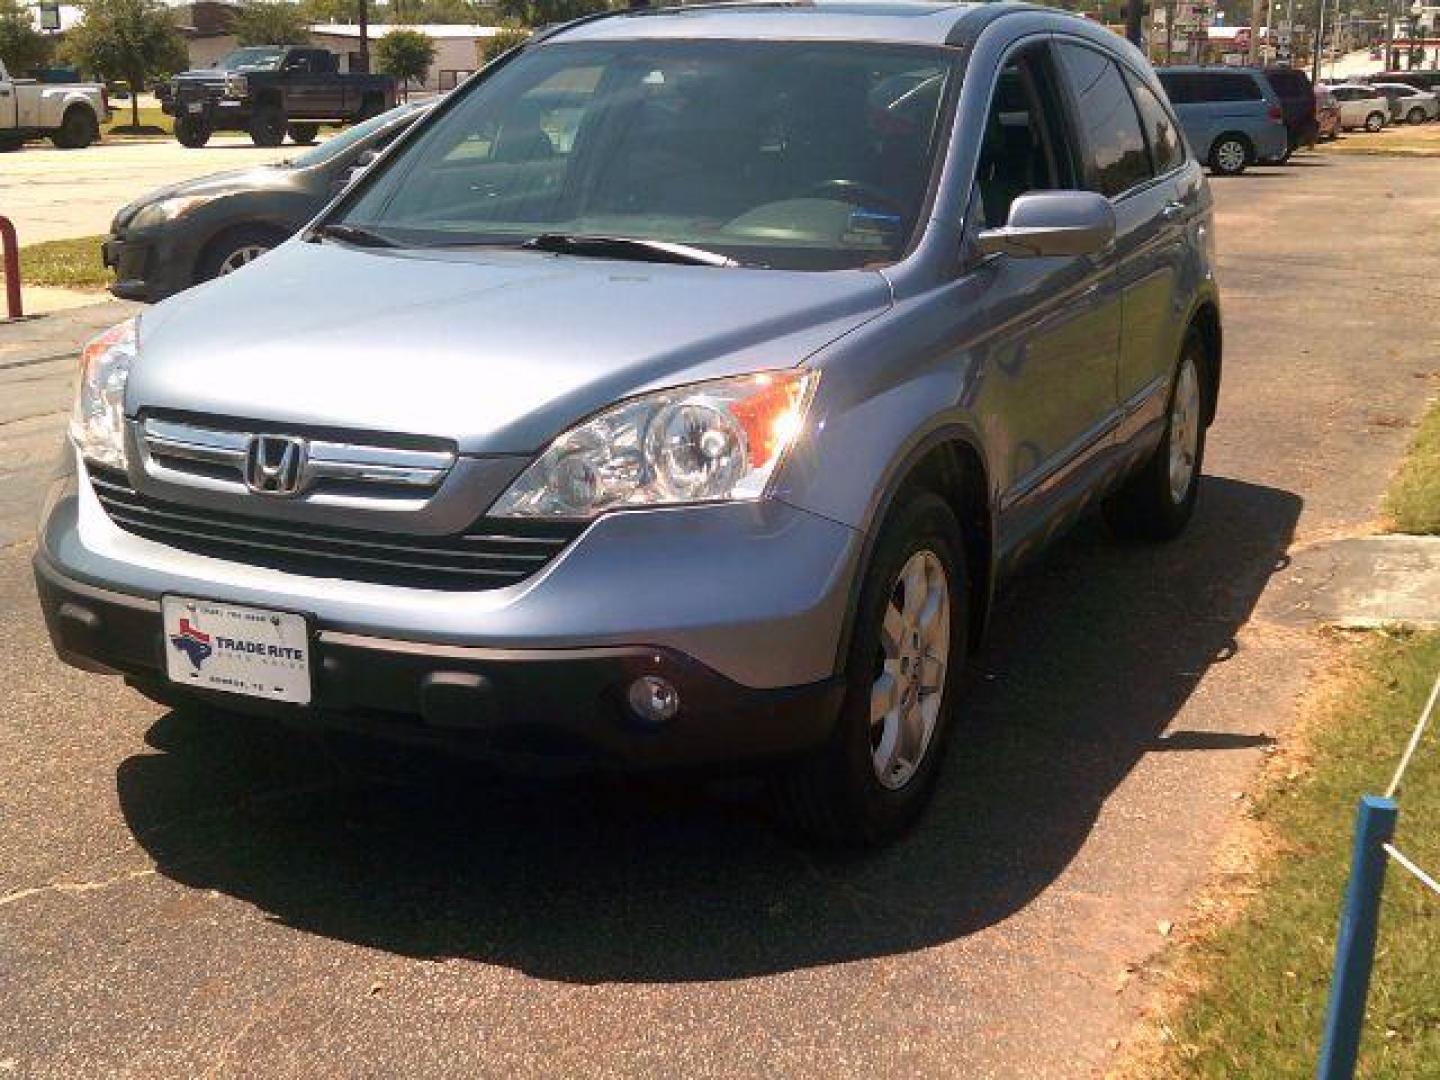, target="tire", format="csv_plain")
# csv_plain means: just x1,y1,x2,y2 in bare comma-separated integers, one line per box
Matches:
196,225,288,283
1208,134,1250,176
771,491,968,847
1407,106,1427,125
50,106,99,150
287,122,319,145
1103,329,1209,543
355,96,384,122
248,104,287,147
0,132,22,152
1365,111,1386,132
174,113,211,148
